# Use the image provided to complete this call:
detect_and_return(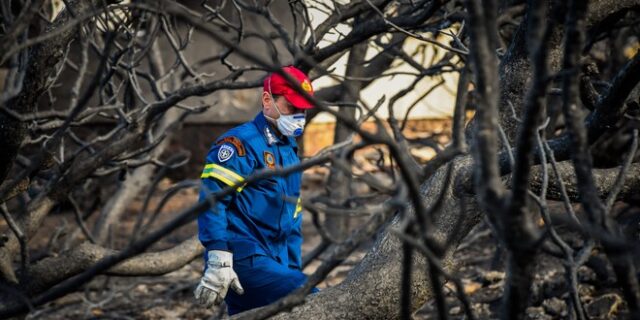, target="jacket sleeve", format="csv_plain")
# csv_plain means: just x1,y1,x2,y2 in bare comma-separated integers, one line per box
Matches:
287,198,304,269
197,138,254,252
